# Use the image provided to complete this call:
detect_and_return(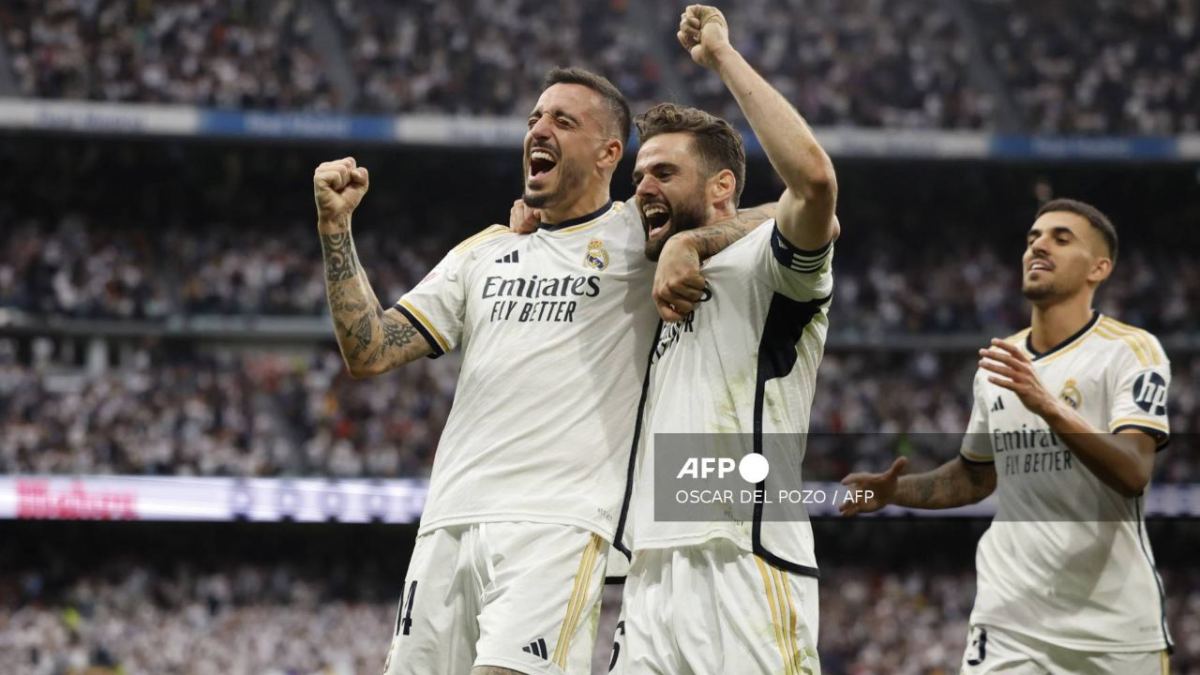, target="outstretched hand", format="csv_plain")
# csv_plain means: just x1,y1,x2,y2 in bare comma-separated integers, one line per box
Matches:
839,456,908,516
